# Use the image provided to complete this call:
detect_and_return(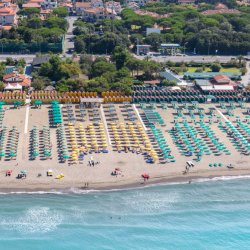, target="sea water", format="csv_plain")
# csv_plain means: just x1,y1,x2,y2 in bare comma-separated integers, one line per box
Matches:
0,177,250,250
